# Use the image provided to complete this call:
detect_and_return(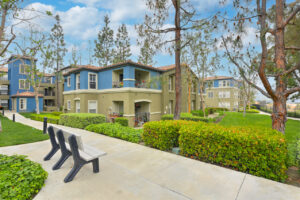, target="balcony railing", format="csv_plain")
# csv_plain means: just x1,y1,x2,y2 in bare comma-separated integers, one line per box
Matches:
135,81,149,88
0,90,8,95
45,91,55,96
0,77,8,81
112,81,123,88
